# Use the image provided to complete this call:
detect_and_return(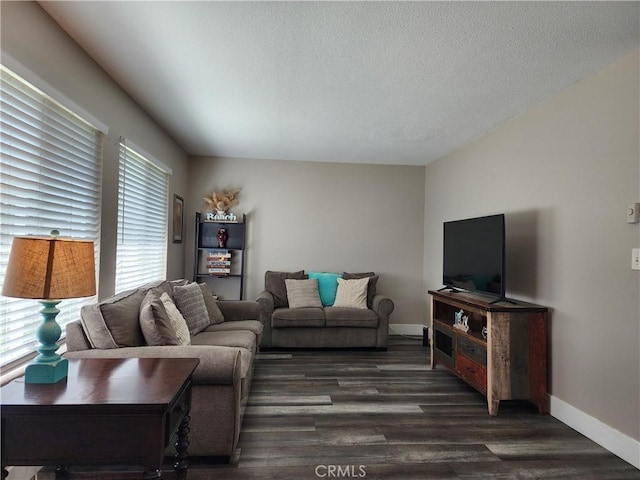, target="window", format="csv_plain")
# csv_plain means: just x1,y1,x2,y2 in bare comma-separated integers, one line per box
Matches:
0,66,103,369
115,141,169,293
